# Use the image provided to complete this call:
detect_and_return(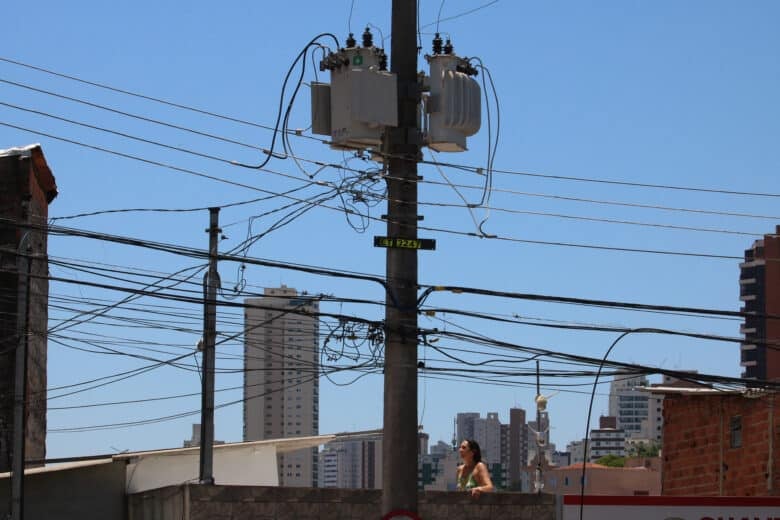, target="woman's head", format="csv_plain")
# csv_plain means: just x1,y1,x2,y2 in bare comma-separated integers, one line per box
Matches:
458,439,482,464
